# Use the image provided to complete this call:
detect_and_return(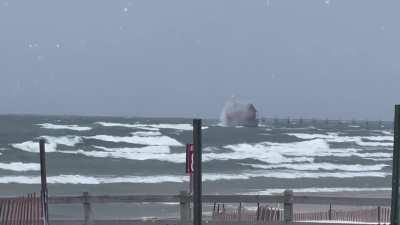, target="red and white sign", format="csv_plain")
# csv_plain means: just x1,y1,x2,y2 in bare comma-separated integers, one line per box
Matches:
186,144,194,174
